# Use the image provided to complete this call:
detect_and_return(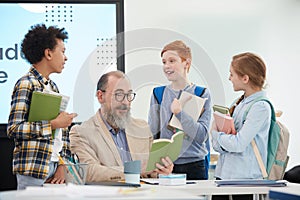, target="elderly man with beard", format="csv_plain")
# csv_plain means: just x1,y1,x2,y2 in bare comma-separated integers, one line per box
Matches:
69,71,173,182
